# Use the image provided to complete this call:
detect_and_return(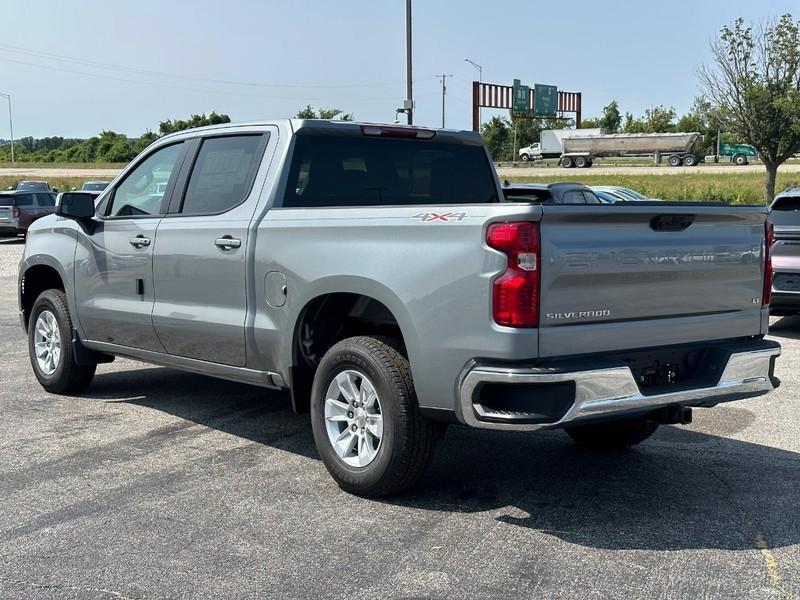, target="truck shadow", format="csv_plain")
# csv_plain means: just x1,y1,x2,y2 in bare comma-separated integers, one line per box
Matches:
85,366,800,552
768,314,800,339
